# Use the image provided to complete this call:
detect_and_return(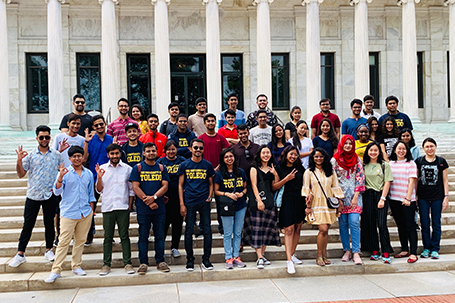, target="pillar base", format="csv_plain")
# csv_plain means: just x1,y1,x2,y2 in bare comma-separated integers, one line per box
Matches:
0,124,13,131
48,123,61,132
409,116,421,125
448,116,455,123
